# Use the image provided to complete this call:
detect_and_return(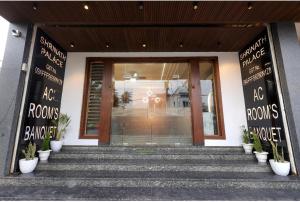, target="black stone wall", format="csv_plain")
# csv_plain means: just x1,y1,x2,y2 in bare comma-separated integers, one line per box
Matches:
271,23,300,174
0,23,32,176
